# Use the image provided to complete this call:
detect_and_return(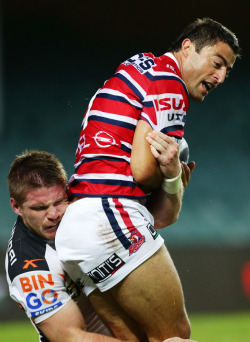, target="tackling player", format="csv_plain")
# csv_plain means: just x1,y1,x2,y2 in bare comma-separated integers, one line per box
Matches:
5,149,196,342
